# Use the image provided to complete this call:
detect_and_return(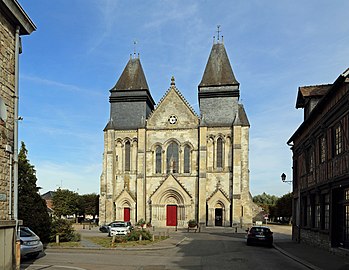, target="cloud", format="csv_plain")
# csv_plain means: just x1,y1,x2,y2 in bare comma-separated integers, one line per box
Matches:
21,74,103,97
36,160,101,195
